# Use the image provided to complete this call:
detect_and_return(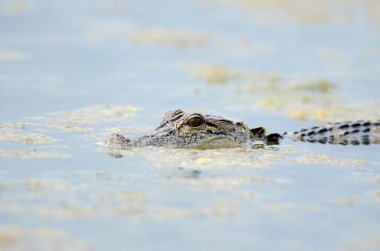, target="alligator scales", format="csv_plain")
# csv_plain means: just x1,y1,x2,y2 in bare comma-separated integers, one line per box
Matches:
104,109,380,148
